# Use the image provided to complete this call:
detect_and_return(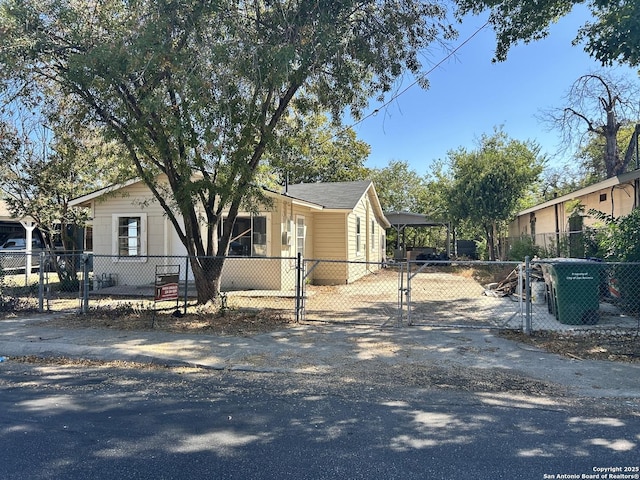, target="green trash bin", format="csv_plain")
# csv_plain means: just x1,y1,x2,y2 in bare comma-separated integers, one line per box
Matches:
541,259,602,325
